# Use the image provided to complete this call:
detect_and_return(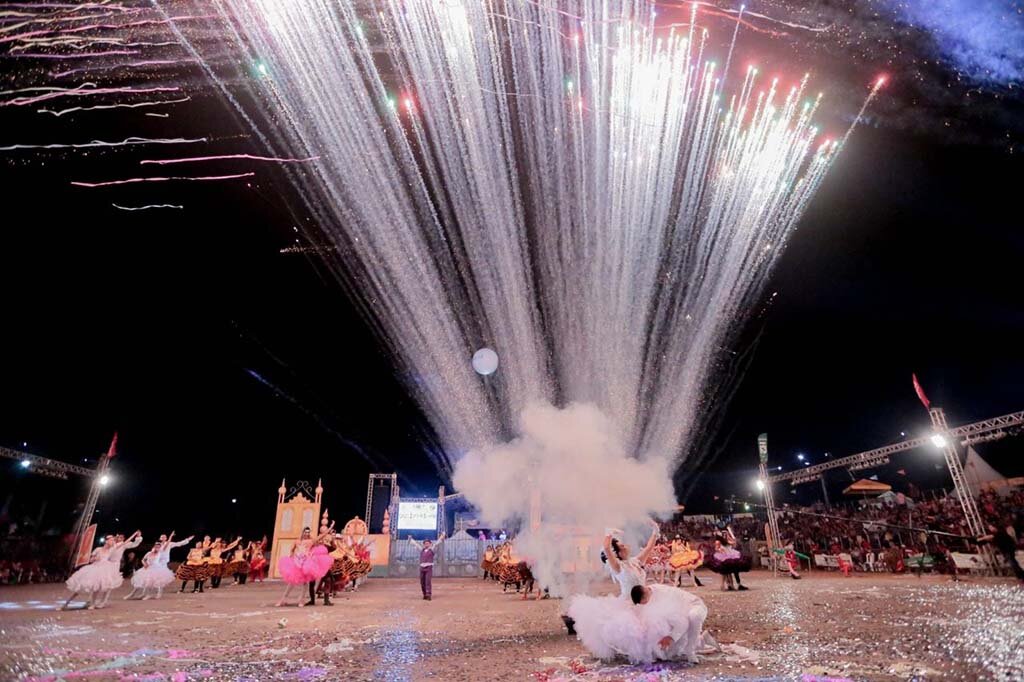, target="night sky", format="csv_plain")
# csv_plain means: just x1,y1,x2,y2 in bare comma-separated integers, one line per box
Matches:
1,0,1022,544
